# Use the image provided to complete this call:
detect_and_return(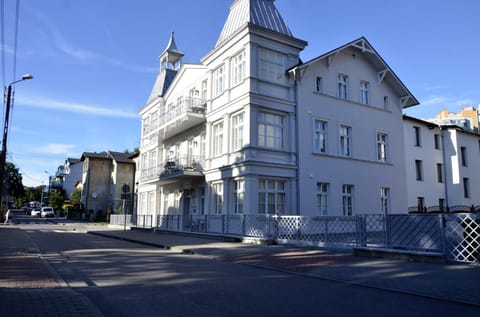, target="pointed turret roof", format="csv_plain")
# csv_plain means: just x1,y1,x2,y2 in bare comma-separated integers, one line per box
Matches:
147,33,184,103
216,0,293,47
160,32,184,63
